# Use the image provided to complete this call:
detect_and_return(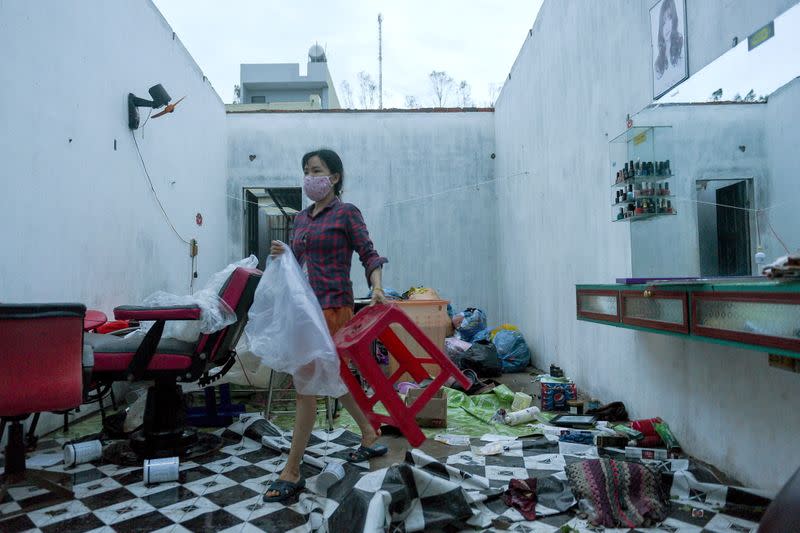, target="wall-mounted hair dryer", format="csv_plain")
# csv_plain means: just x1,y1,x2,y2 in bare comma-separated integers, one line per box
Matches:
128,84,171,129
